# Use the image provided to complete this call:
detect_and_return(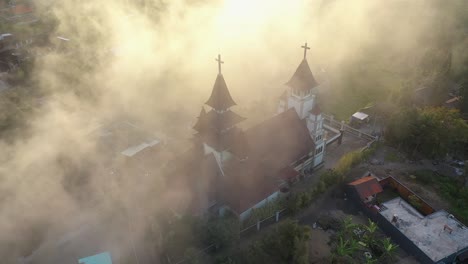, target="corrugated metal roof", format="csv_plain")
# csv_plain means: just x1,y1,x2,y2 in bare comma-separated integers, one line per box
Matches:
349,176,383,200
352,112,369,121
78,252,112,264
